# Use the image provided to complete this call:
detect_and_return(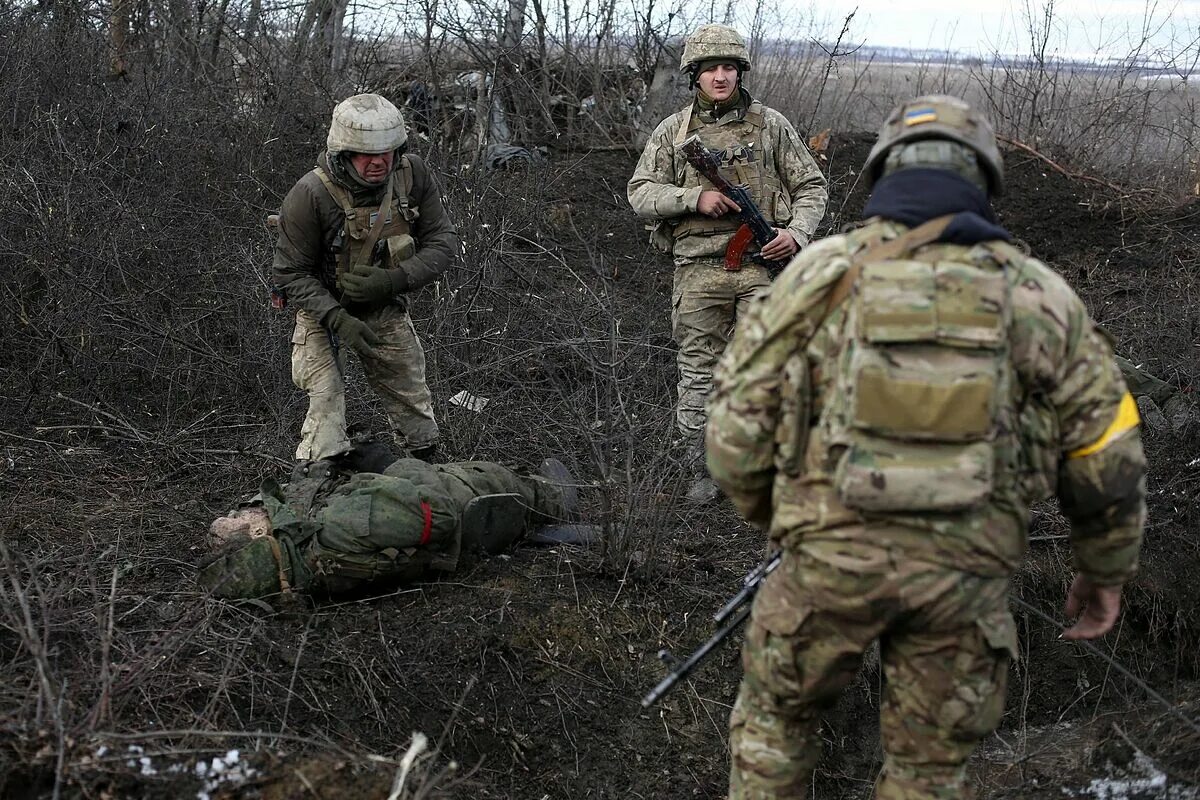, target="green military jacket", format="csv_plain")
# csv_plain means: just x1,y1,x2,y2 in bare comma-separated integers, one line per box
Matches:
627,91,828,263
273,151,460,322
707,219,1146,584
